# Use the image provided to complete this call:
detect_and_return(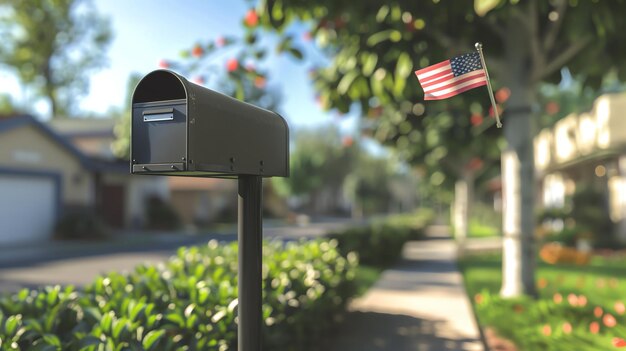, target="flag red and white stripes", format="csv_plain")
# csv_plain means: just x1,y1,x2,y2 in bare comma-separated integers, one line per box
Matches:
415,52,487,101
